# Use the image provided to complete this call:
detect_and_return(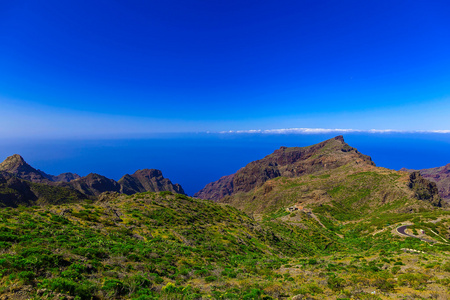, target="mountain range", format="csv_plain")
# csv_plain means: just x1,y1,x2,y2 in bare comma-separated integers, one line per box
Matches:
1,136,449,299
0,154,184,207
